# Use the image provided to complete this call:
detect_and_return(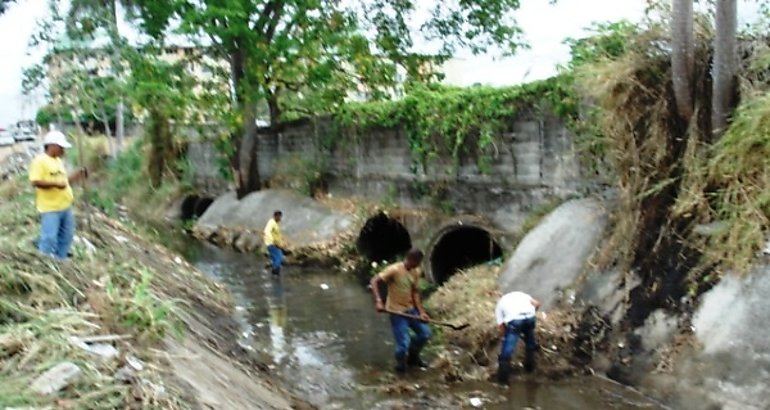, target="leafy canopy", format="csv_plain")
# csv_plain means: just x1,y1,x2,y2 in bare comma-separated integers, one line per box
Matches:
130,0,529,120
